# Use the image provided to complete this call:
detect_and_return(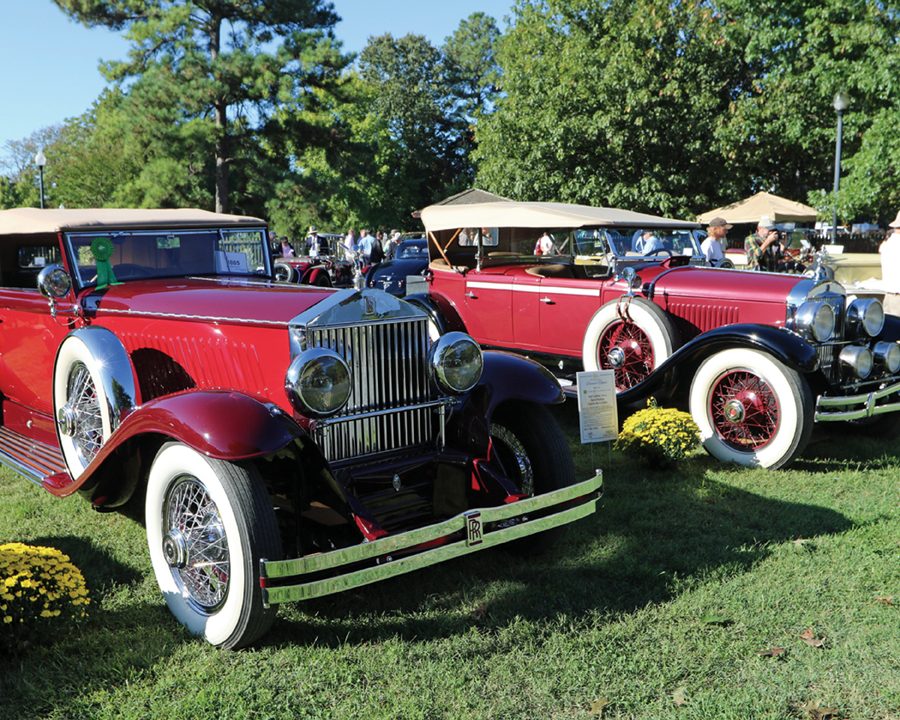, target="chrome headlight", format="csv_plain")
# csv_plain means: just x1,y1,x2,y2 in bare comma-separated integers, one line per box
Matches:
873,341,900,374
285,347,351,417
846,298,884,338
429,332,483,394
839,345,873,380
795,300,835,342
